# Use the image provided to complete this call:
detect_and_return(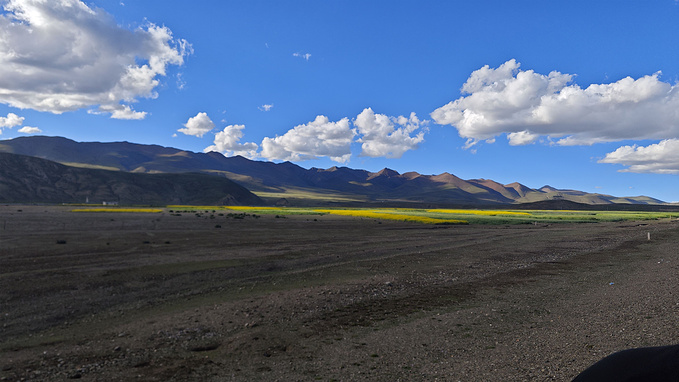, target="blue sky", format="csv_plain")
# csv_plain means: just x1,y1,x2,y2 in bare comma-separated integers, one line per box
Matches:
1,1,679,202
